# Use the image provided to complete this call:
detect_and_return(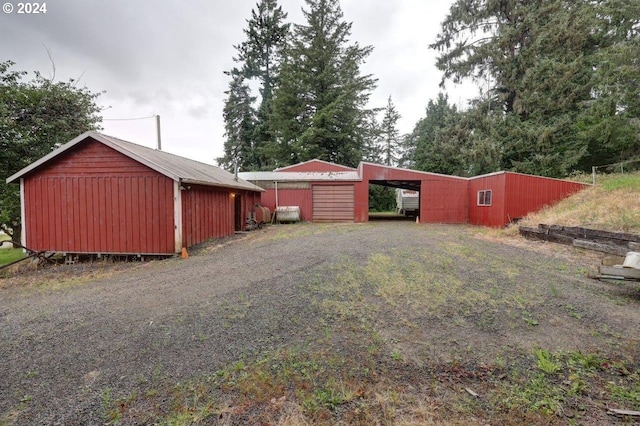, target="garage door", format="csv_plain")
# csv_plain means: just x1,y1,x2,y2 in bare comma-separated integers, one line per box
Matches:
312,185,354,222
